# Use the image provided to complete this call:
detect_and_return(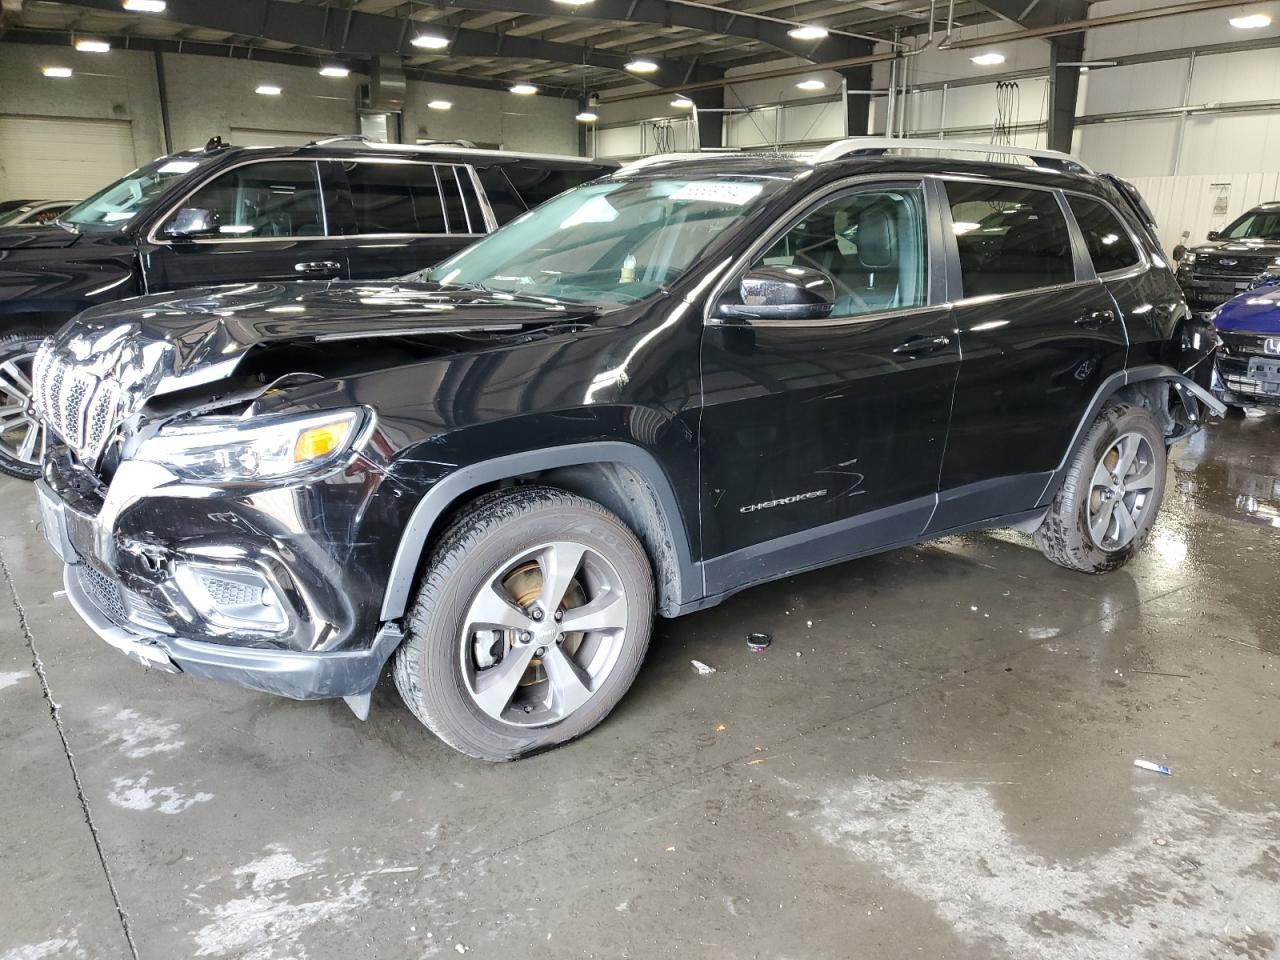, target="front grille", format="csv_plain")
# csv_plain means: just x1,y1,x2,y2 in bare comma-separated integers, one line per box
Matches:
1192,254,1273,279
78,562,128,626
1220,331,1276,358
1225,375,1279,399
32,345,122,464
